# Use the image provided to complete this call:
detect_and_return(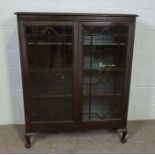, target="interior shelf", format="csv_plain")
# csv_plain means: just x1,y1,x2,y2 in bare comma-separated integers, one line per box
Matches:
27,42,72,45
29,68,73,72
32,94,72,98
32,93,122,99
27,42,126,46
83,68,124,72
83,93,122,97
29,68,123,73
84,43,126,46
